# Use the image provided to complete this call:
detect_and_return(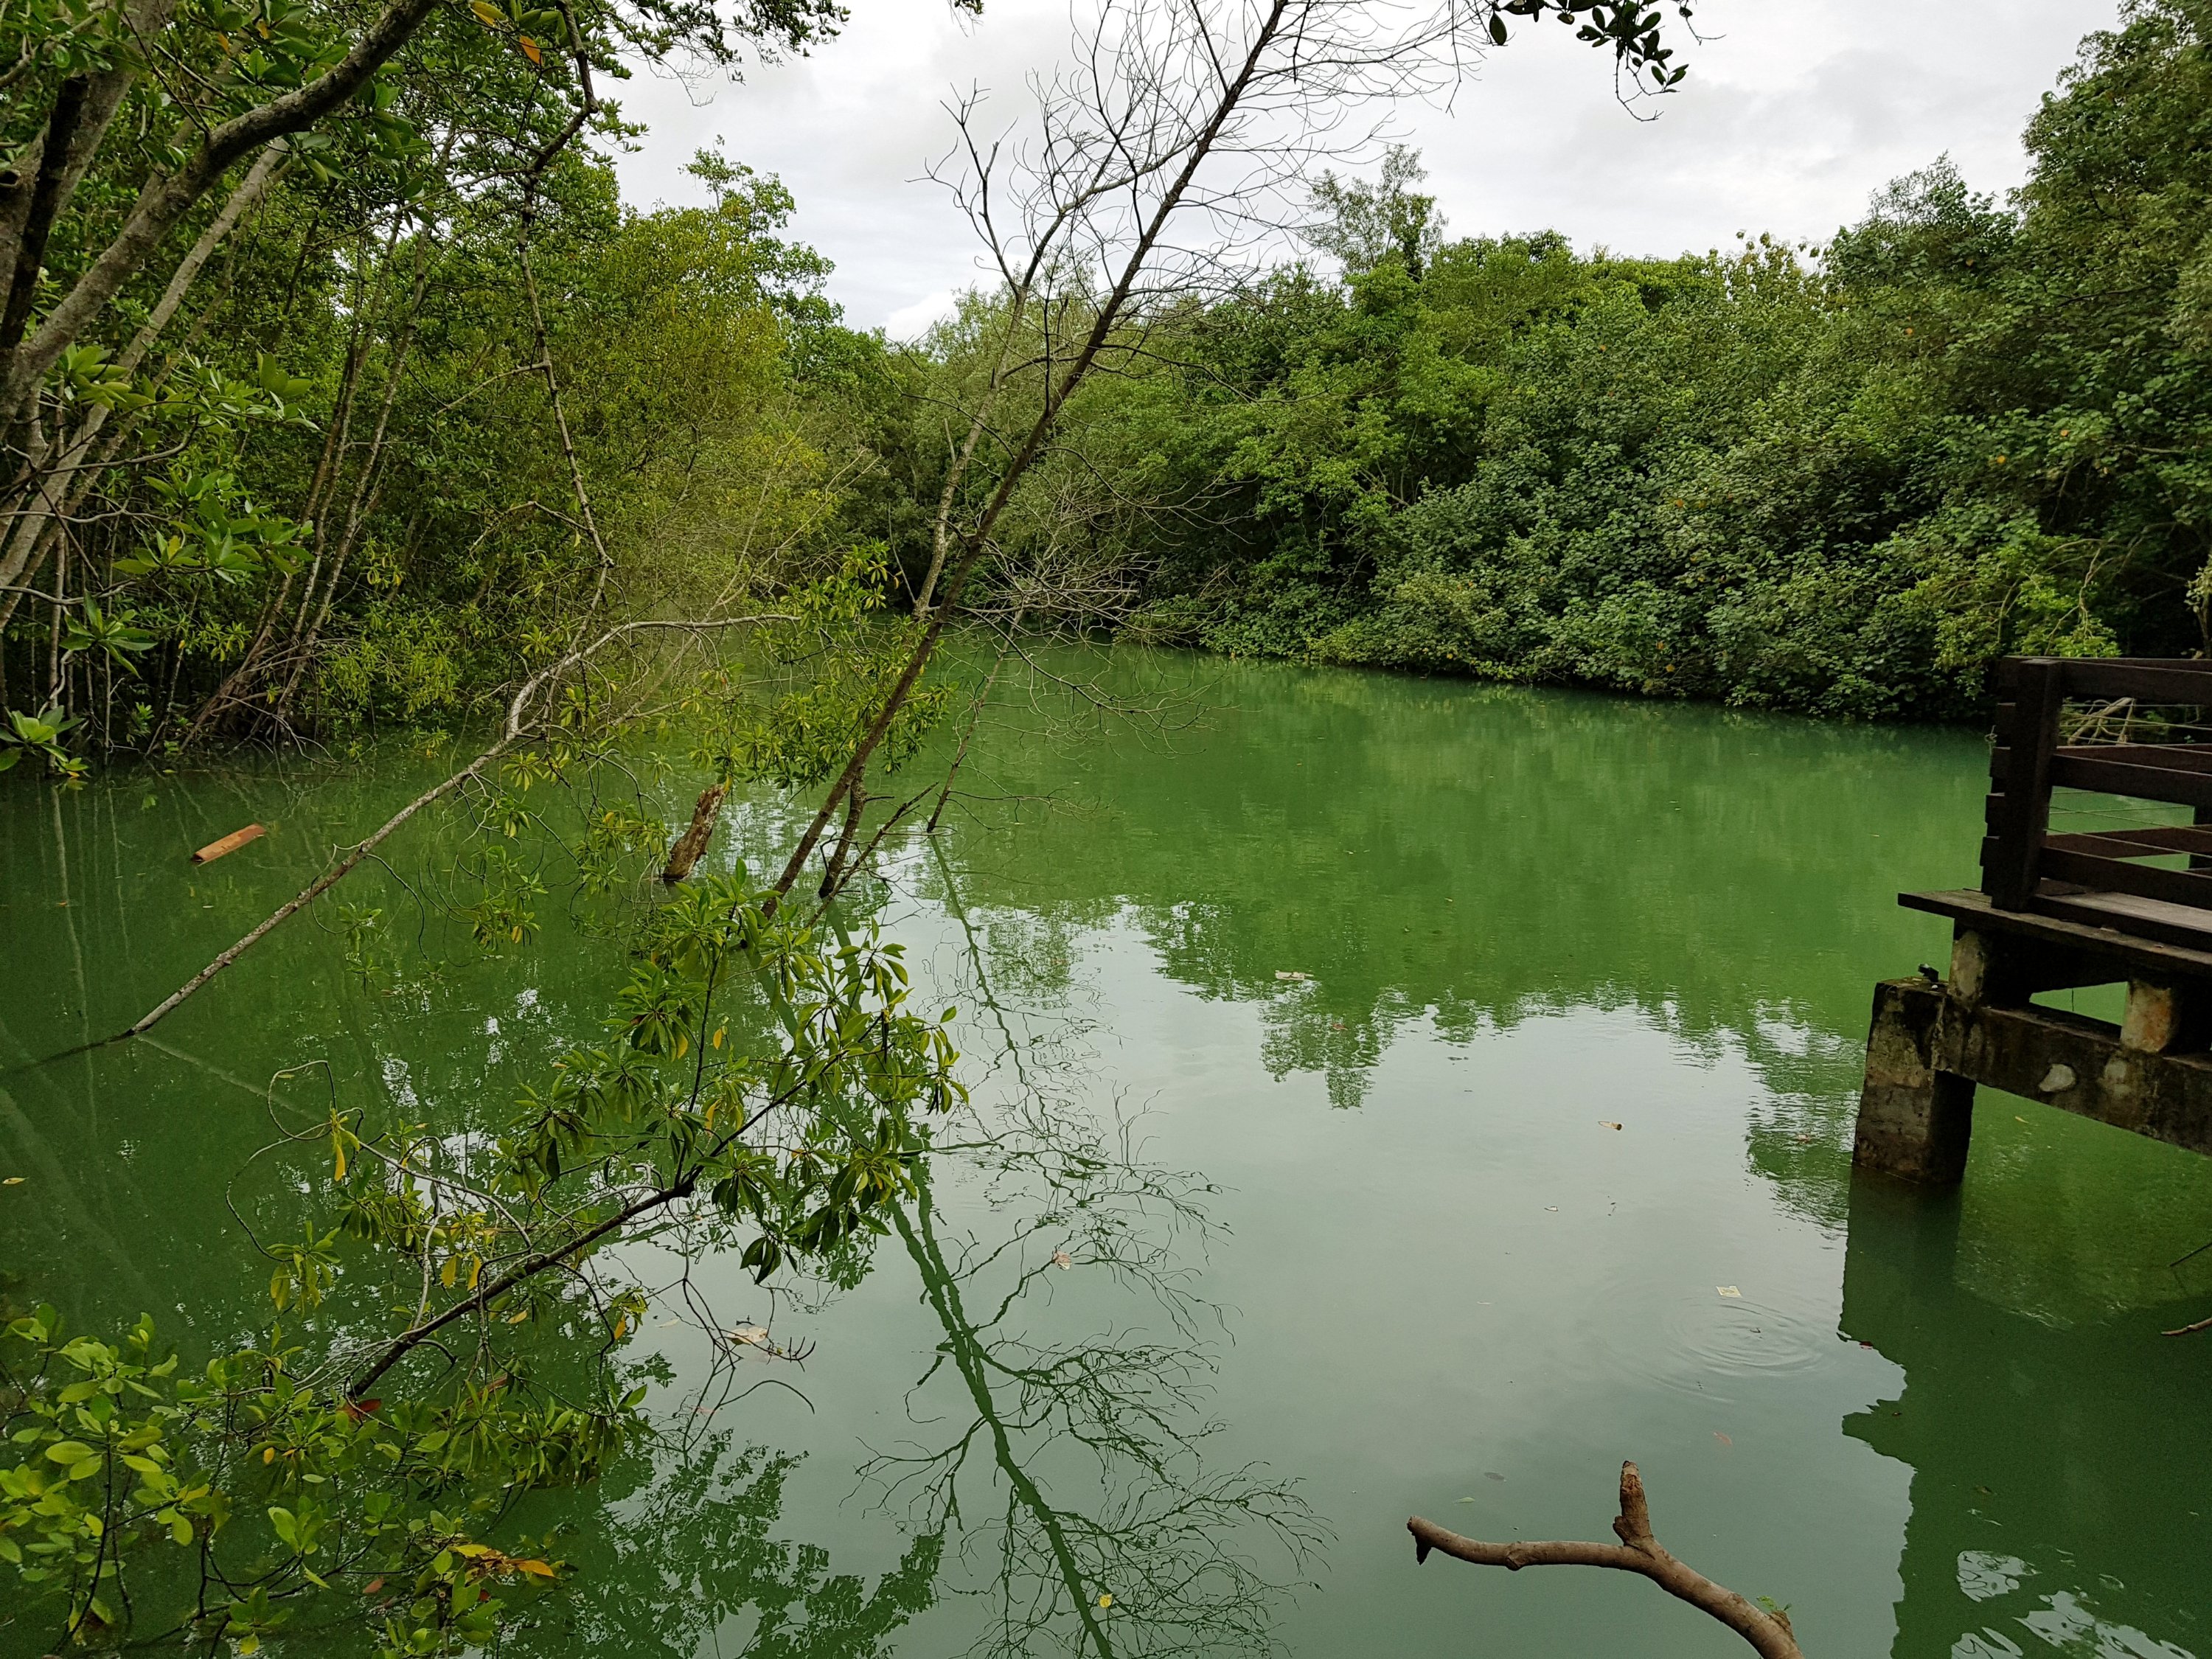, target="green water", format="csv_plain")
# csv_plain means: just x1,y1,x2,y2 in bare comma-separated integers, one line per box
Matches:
6,652,2212,1658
